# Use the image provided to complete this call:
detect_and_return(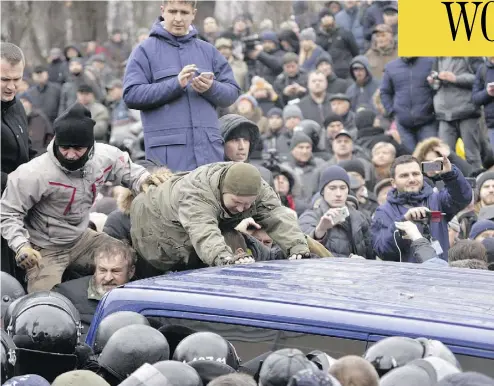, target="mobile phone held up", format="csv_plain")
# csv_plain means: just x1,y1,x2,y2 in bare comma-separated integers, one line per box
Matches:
421,160,443,174
200,71,214,80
